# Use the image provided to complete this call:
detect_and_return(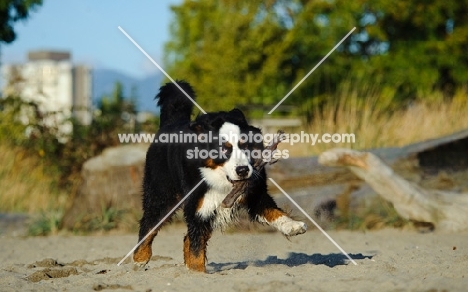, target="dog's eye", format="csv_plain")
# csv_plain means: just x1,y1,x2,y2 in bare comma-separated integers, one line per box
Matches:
222,142,232,154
